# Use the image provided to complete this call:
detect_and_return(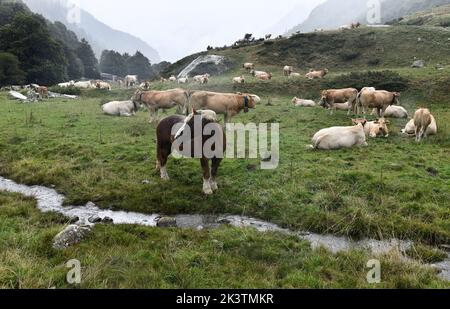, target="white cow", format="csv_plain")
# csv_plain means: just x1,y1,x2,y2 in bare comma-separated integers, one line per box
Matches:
289,72,301,78
178,77,189,84
74,81,95,89
58,81,75,88
95,81,112,90
125,75,138,88
102,100,140,117
169,75,177,82
402,115,437,136
311,123,368,150
377,105,409,118
233,76,245,84
292,97,316,107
